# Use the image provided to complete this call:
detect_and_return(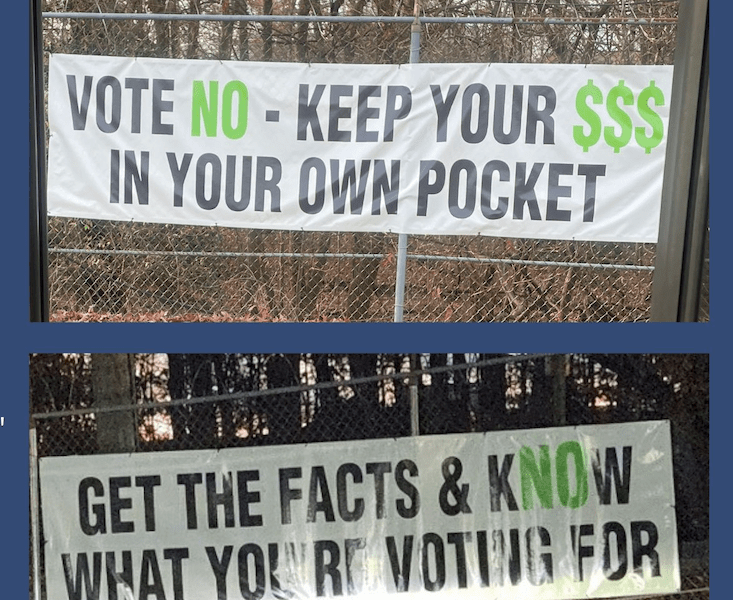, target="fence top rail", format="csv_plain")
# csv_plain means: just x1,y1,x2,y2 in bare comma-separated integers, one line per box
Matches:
31,353,552,420
47,247,655,272
42,12,676,26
